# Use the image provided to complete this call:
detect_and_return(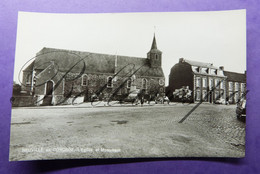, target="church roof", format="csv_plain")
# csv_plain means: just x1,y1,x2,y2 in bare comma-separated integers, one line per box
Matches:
33,47,164,77
23,60,35,72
